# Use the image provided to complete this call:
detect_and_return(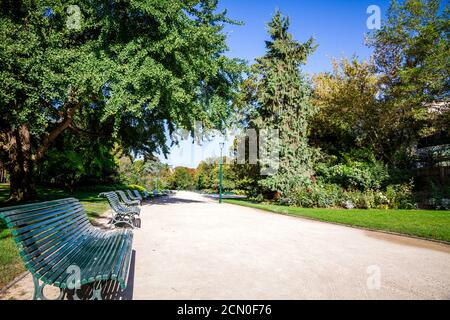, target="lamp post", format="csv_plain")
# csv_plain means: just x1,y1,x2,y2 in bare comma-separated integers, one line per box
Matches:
219,142,224,204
